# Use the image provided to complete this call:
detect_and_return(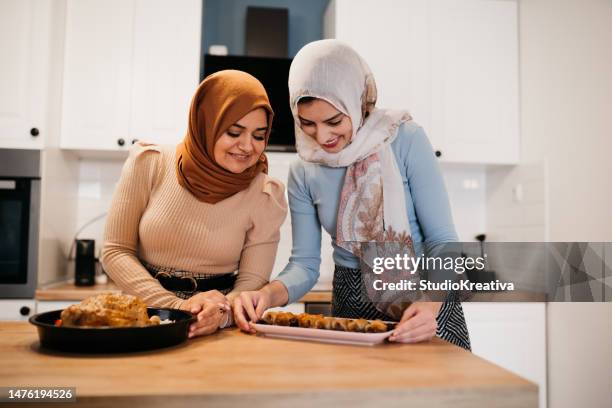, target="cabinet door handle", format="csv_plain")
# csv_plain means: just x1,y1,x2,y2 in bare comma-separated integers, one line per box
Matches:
117,138,125,147
131,138,139,145
30,128,39,137
19,306,31,316
435,150,442,158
